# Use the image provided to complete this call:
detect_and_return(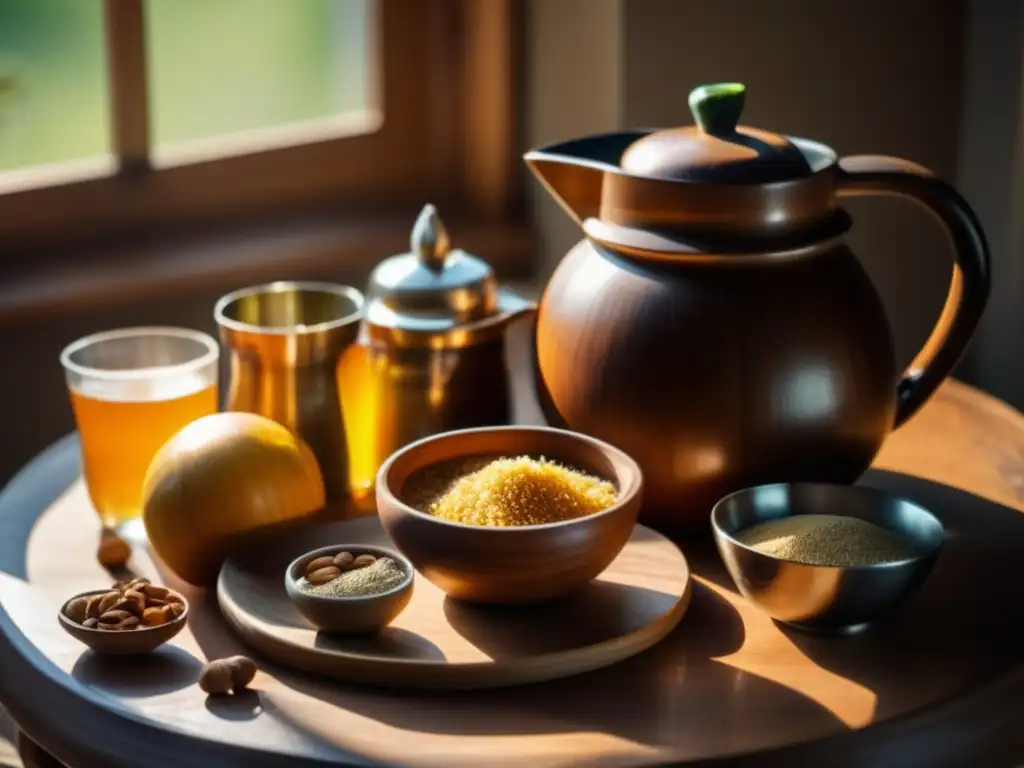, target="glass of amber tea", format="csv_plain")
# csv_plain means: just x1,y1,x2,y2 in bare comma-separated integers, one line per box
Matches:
60,327,219,540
